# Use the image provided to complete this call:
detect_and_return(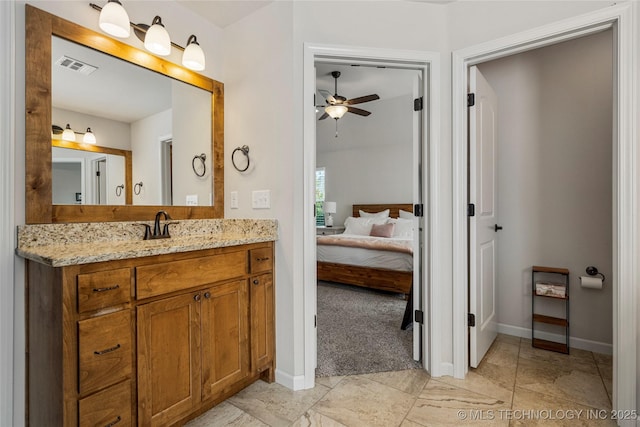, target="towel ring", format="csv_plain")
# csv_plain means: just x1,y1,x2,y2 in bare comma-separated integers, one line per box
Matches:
232,145,250,172
134,182,143,195
115,184,124,197
192,153,207,177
